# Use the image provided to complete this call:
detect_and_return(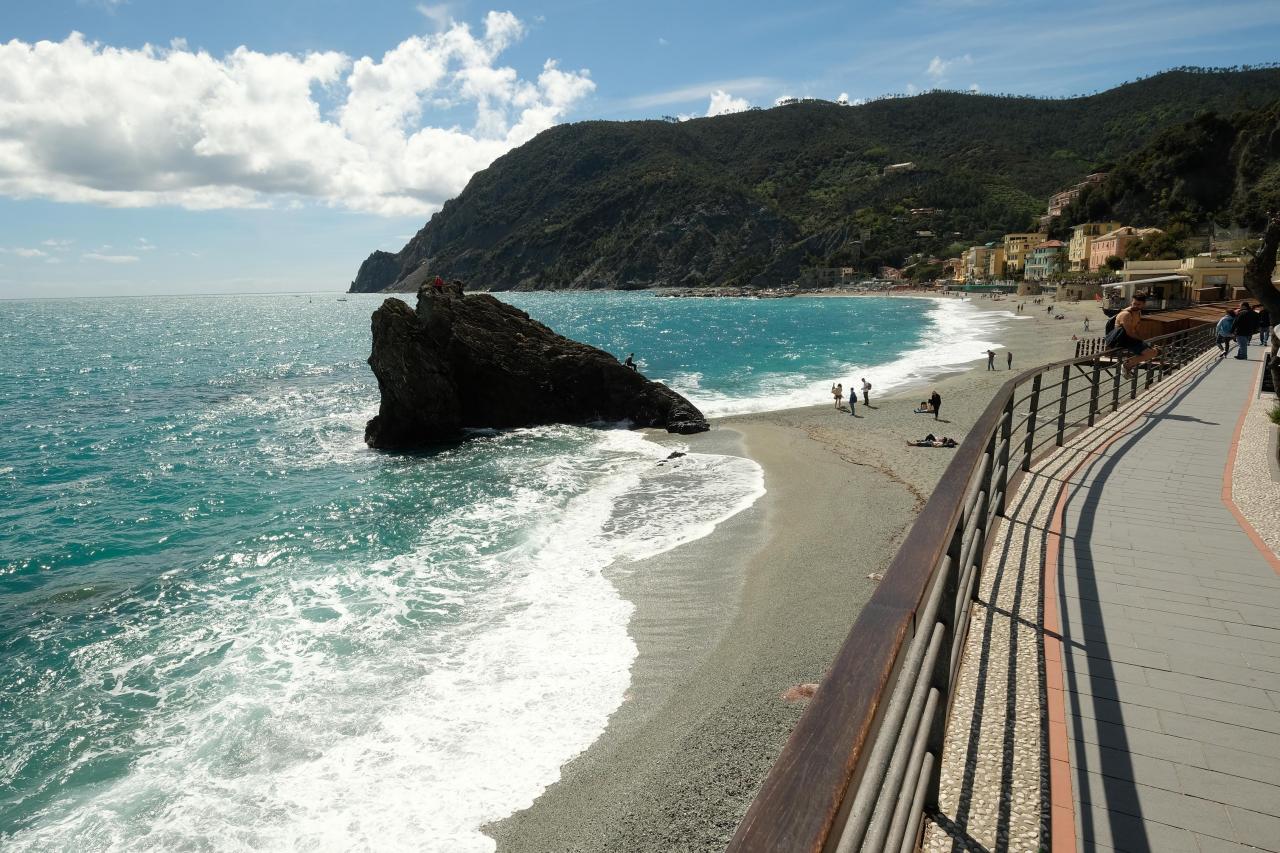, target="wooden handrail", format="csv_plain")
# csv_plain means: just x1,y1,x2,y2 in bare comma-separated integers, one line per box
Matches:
726,322,1217,853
